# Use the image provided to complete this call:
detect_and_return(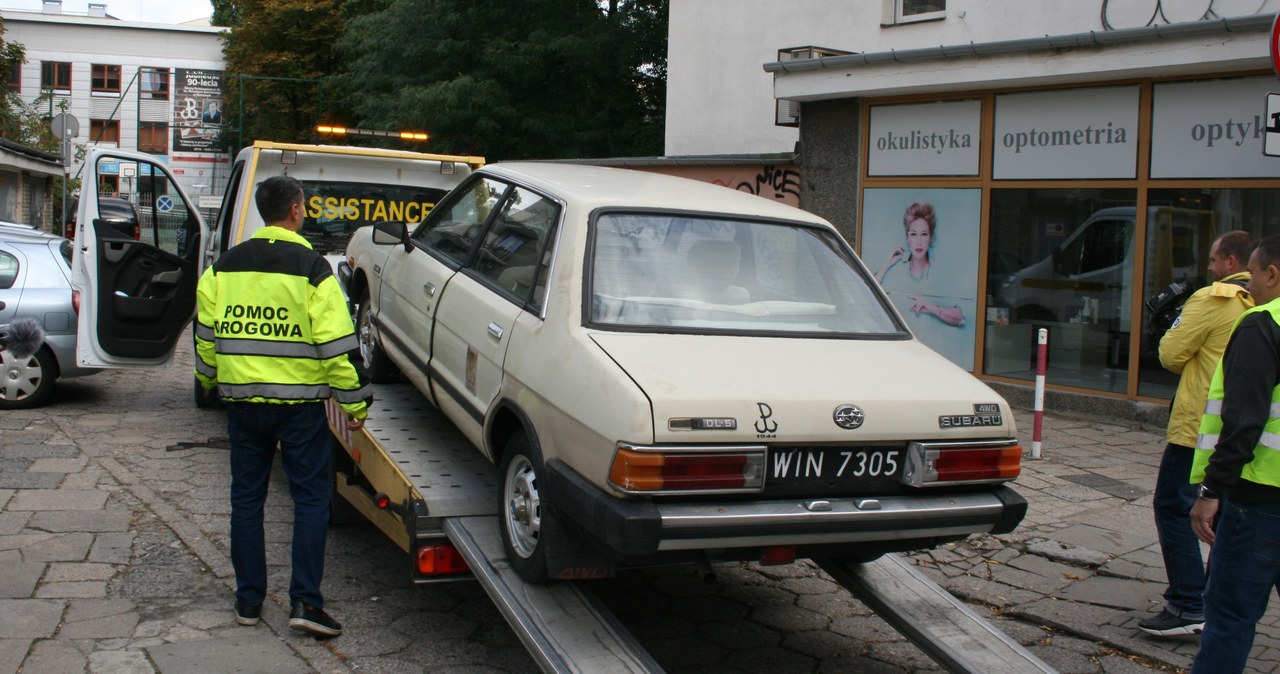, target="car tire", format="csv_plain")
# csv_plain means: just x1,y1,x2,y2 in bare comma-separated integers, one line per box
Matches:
357,288,398,384
0,344,57,410
193,376,224,409
498,433,554,583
